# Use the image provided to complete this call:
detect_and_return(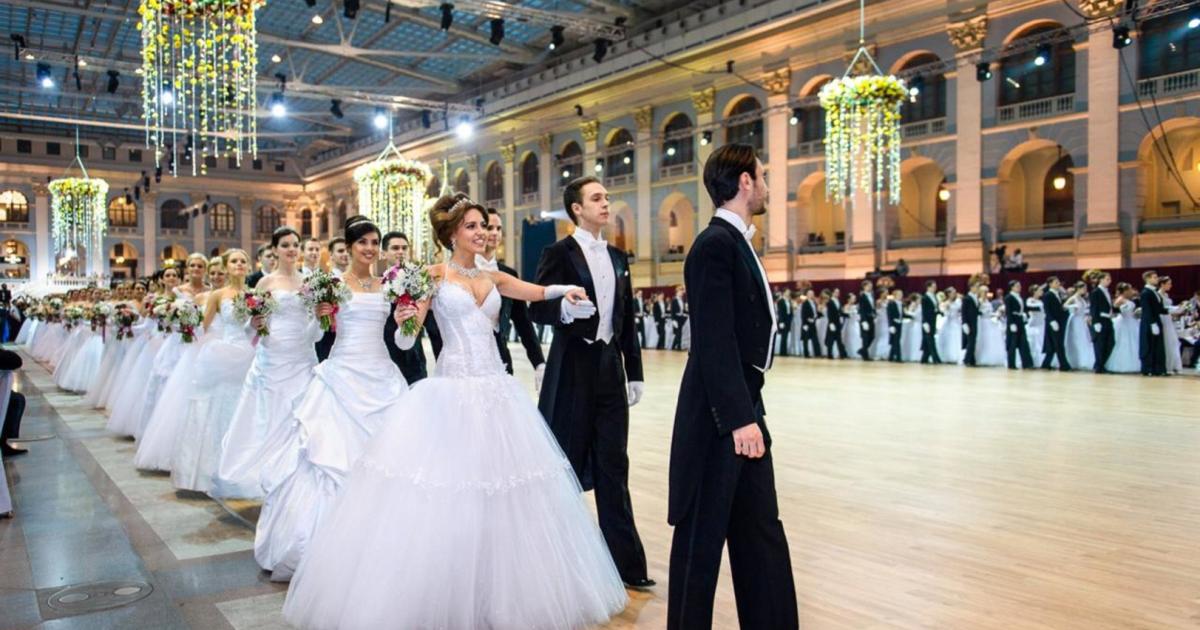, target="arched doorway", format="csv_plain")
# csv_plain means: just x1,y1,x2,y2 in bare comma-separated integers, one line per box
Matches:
892,158,947,240
109,242,140,279
658,193,696,260
997,141,1076,232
